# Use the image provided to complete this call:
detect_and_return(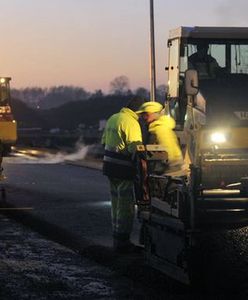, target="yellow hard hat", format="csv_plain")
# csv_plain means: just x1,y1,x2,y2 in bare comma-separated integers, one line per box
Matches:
136,101,163,114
